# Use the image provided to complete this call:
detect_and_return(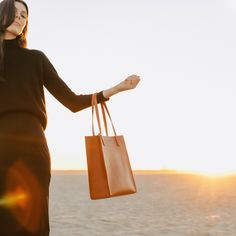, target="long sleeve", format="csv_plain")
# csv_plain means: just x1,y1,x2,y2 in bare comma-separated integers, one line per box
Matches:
41,52,109,112
0,37,110,130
